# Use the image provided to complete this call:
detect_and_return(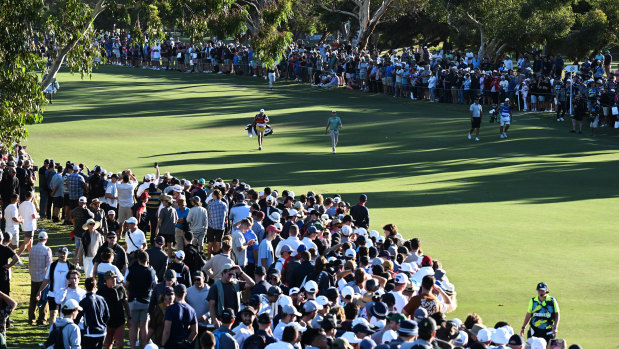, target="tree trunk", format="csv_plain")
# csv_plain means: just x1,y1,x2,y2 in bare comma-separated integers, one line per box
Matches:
356,19,379,50
40,0,106,90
